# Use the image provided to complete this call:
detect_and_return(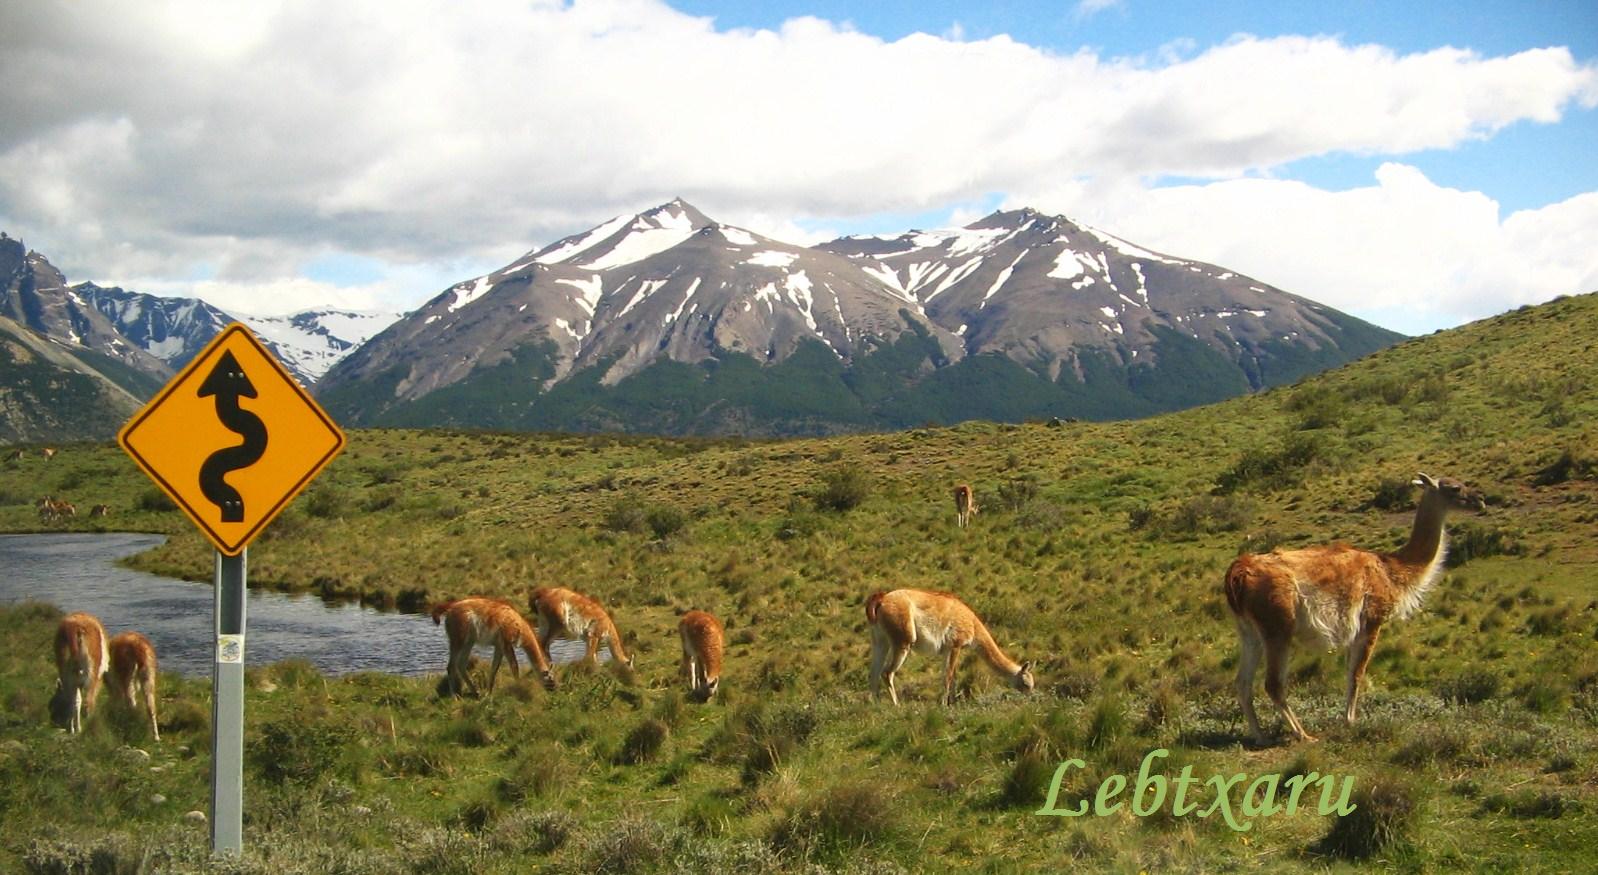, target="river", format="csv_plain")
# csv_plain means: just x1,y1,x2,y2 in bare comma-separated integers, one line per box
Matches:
0,533,591,678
